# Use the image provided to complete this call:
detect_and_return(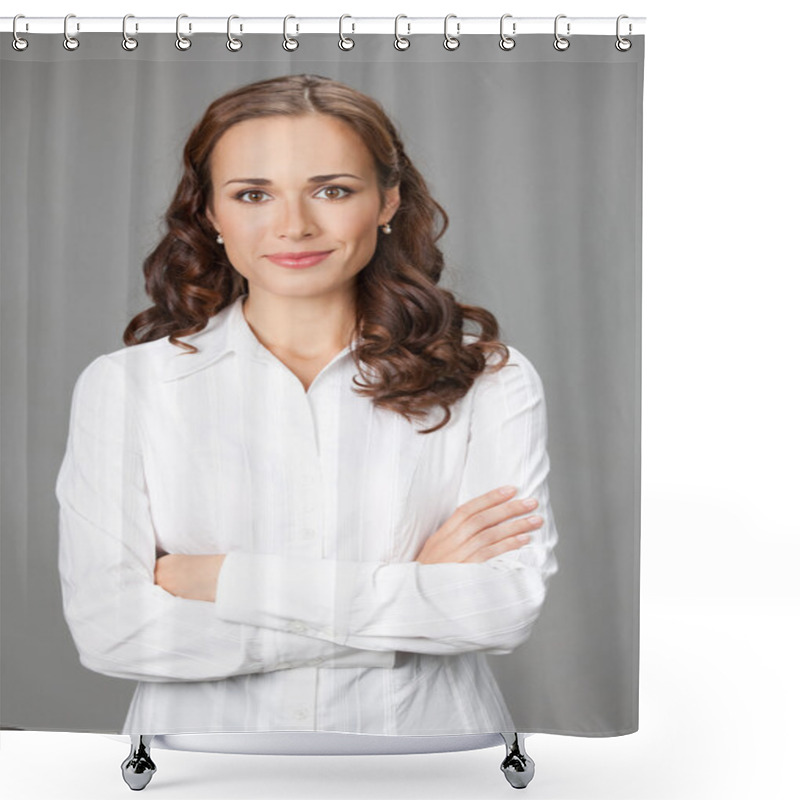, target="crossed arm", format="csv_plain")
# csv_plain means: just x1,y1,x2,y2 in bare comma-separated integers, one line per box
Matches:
57,350,558,681
152,348,559,657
